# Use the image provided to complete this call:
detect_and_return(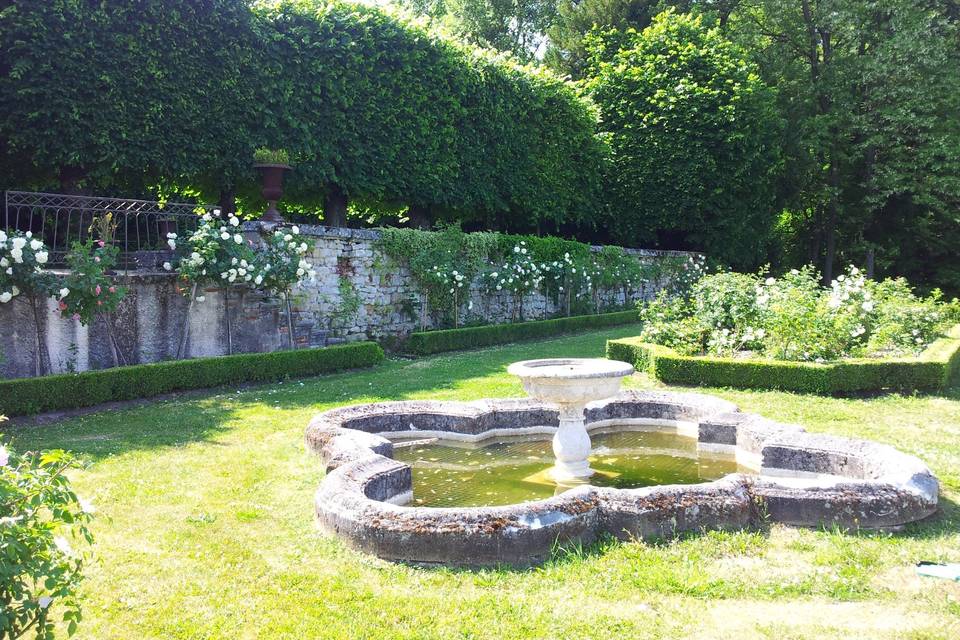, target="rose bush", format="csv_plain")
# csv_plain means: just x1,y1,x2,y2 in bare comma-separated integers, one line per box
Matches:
0,230,55,305
637,266,959,361
0,416,94,639
57,240,125,325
